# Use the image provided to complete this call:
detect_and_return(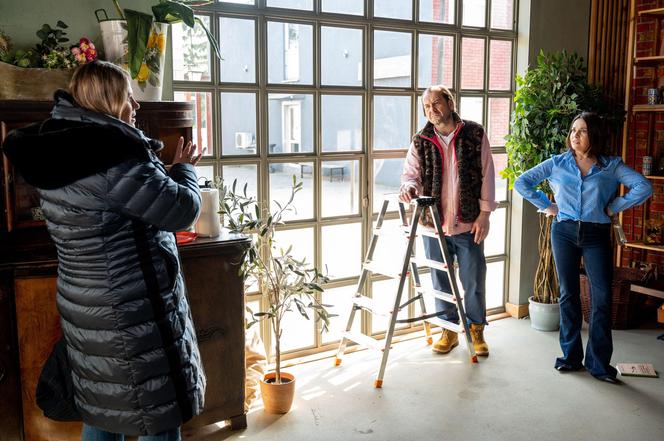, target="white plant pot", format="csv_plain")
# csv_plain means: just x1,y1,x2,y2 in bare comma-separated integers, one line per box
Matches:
528,296,560,332
99,19,169,101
